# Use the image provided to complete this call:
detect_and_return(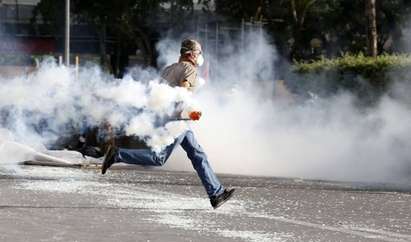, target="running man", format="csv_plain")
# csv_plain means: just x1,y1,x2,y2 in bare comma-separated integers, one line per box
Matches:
101,39,235,209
